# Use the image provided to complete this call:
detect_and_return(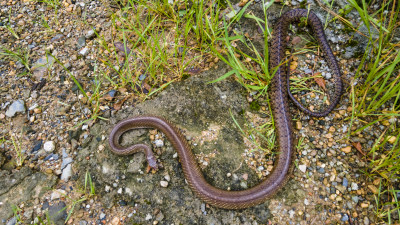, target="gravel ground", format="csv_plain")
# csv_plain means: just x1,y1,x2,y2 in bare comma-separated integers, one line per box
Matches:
1,0,399,224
